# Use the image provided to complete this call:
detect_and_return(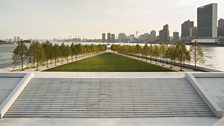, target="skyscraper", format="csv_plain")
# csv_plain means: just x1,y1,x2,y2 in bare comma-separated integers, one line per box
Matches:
192,27,198,38
138,33,150,43
197,3,218,38
181,20,194,41
107,33,111,42
163,24,169,42
111,34,115,42
159,24,170,42
129,34,135,43
102,33,106,42
218,18,224,37
173,32,179,42
149,30,157,42
118,33,127,42
159,30,164,42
